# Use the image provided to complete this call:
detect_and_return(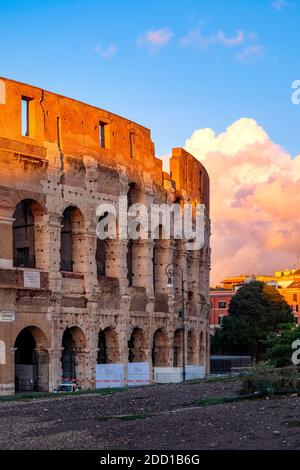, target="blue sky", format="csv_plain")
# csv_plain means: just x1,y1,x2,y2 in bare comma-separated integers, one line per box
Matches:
0,0,299,156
